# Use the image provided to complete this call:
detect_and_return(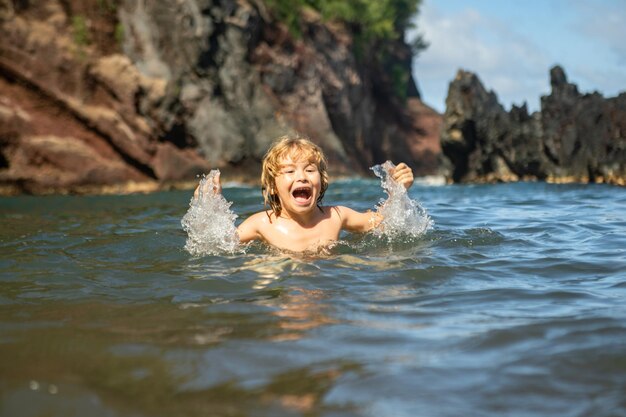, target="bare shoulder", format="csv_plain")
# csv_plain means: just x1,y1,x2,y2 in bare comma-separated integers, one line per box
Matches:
333,205,366,219
242,210,276,228
333,205,357,215
237,210,272,243
321,206,353,221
